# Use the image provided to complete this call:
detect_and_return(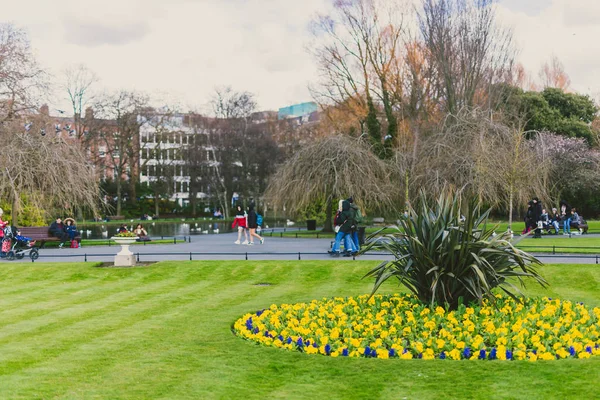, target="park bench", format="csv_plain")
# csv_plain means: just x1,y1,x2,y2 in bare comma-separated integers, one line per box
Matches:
18,227,81,247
